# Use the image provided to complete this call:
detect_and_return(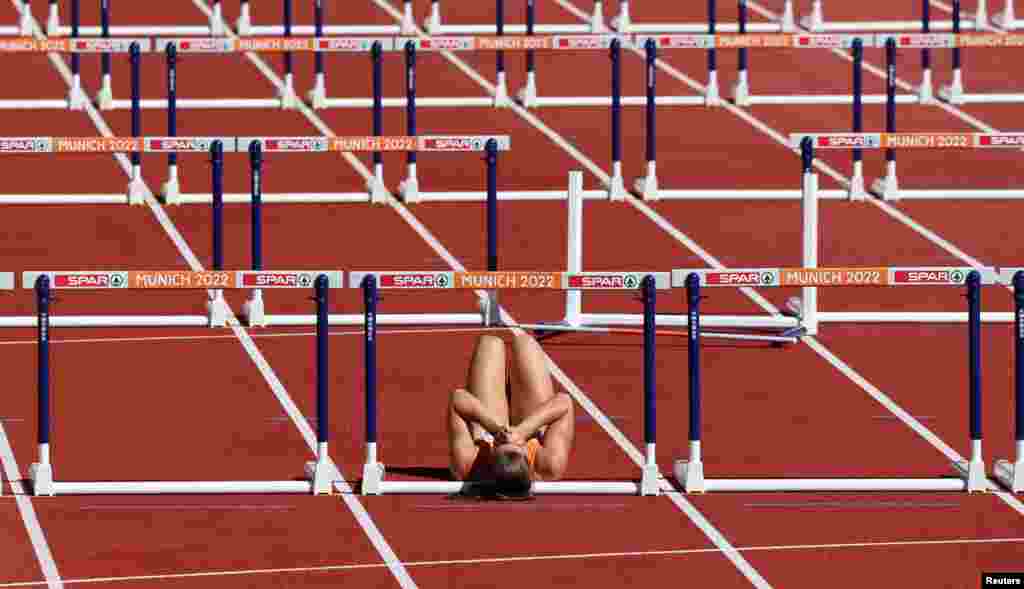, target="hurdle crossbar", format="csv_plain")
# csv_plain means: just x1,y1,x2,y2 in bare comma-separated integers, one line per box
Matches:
672,267,1000,493
353,271,667,495
28,272,341,496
